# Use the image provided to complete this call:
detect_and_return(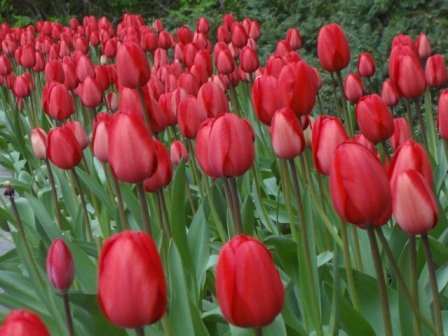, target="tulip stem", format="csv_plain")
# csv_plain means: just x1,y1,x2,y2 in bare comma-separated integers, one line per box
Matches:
63,293,75,336
409,235,422,336
136,183,152,235
45,159,64,231
376,228,435,333
251,166,276,234
328,243,340,336
336,71,354,136
135,327,145,336
414,98,428,149
405,99,415,137
424,88,438,160
203,177,226,241
186,140,204,198
421,234,444,336
224,178,243,235
351,227,364,271
330,72,342,120
366,224,392,336
157,190,172,238
71,169,93,242
228,81,241,117
109,169,129,230
255,328,263,336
